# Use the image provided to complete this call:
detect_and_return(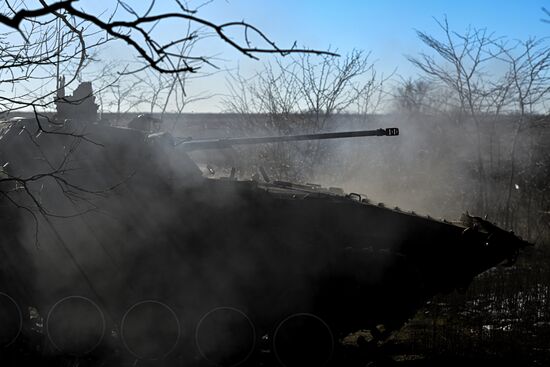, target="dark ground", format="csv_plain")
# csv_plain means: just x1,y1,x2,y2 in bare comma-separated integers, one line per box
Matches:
2,251,548,367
